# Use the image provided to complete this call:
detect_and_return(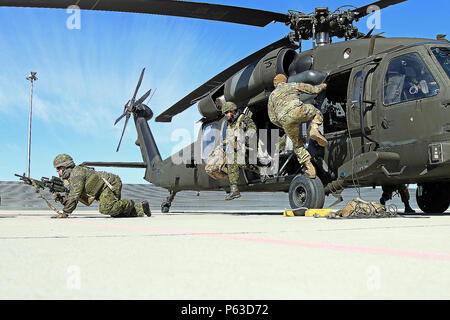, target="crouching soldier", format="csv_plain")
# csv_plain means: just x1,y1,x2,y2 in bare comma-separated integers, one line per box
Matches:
51,153,151,218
